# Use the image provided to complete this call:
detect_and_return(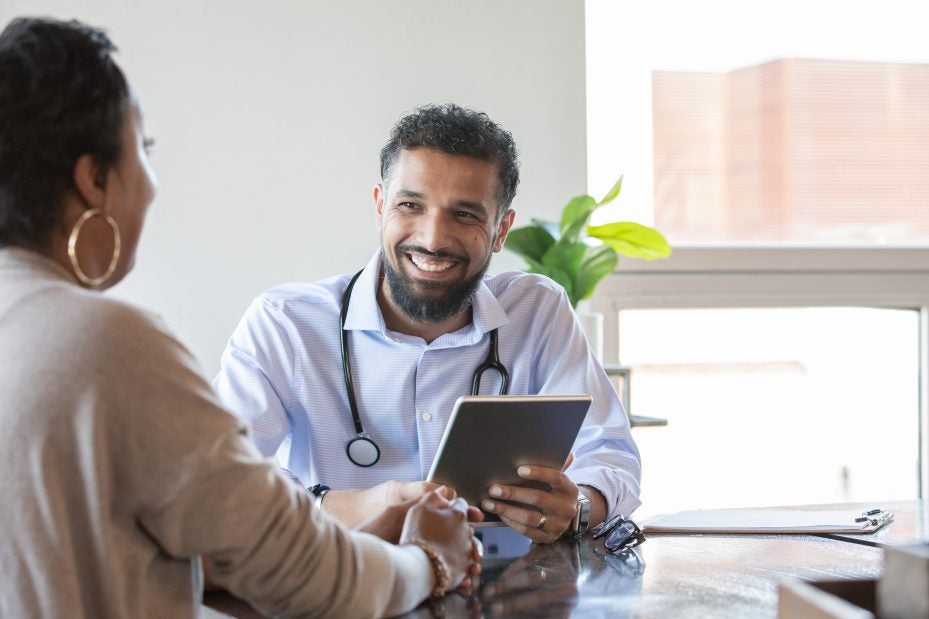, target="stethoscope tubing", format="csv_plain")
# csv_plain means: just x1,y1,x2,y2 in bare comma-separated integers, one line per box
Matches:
339,268,509,467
